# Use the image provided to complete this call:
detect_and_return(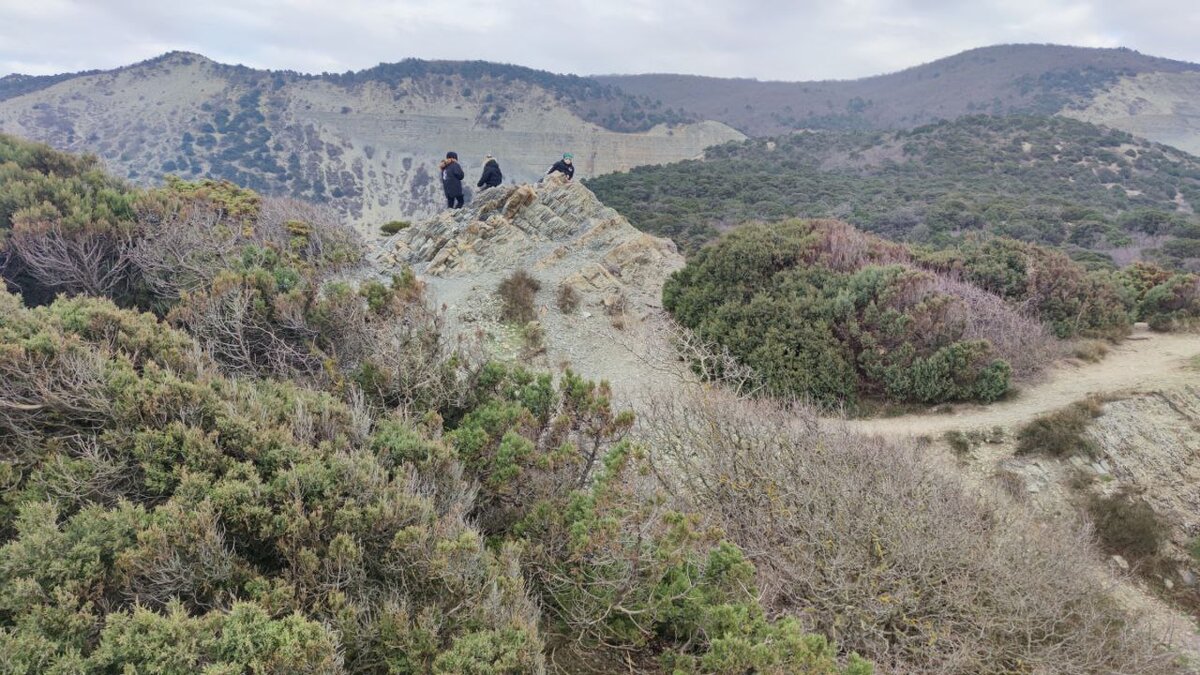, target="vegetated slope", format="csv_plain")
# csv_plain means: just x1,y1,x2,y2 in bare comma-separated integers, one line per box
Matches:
0,52,742,230
838,336,1200,659
596,44,1200,138
0,133,871,673
588,115,1200,270
0,136,1186,673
